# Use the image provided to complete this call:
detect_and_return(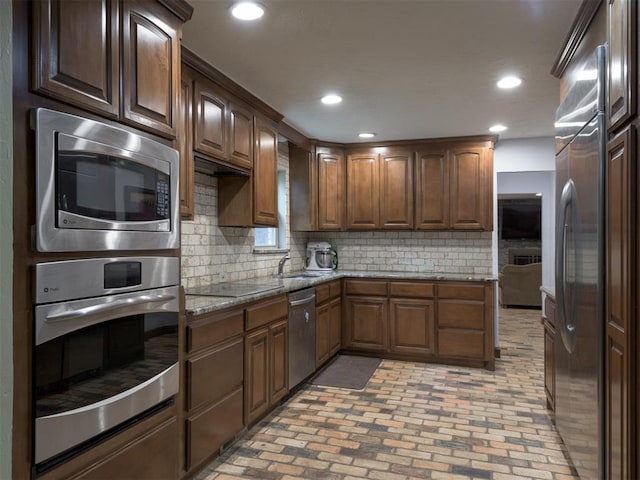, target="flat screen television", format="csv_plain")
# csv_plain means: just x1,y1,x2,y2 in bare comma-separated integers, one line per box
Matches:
500,201,541,240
